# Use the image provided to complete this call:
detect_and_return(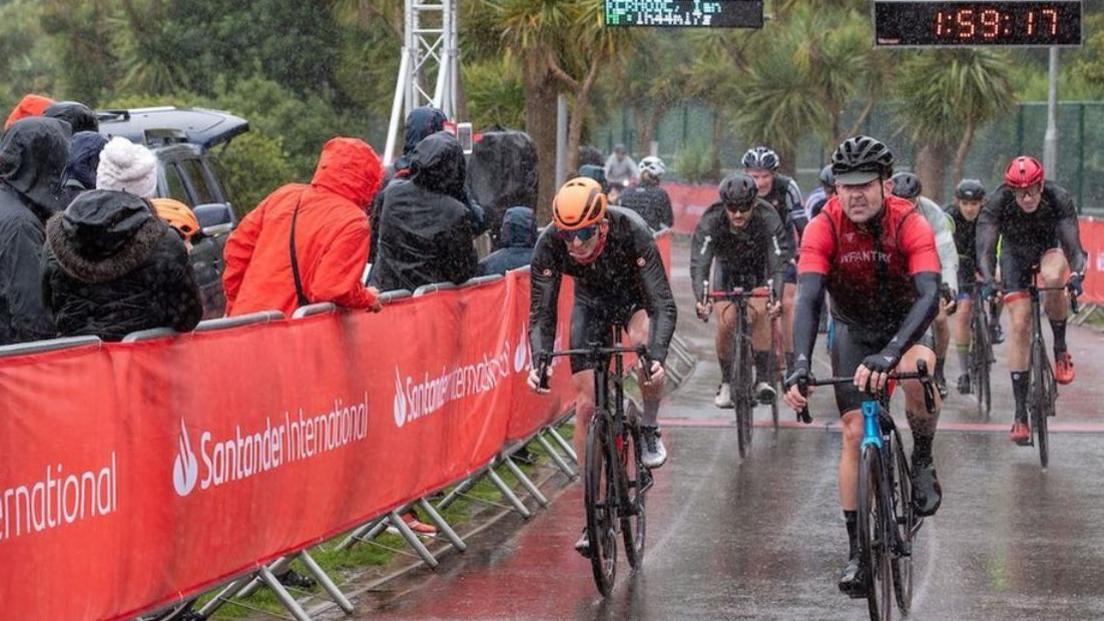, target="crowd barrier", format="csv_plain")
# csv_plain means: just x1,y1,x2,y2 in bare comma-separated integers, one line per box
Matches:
664,182,1104,306
0,232,672,621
